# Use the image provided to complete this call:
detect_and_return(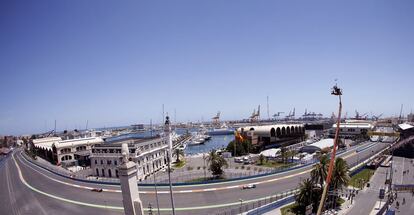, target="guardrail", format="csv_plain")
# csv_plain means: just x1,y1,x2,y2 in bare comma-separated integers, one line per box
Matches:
213,189,299,215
